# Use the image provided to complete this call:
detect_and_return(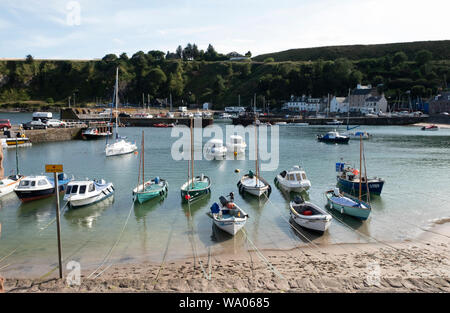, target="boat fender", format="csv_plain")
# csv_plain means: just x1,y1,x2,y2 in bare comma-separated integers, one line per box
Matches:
340,207,344,214
111,185,115,191
102,190,107,195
